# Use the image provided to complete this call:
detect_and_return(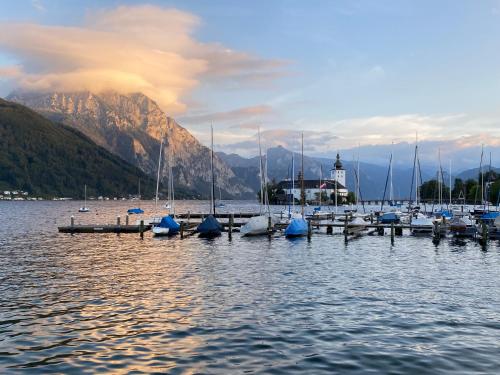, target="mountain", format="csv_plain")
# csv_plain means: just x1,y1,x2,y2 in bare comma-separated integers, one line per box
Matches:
455,166,500,181
8,91,253,199
0,98,157,198
218,146,435,200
